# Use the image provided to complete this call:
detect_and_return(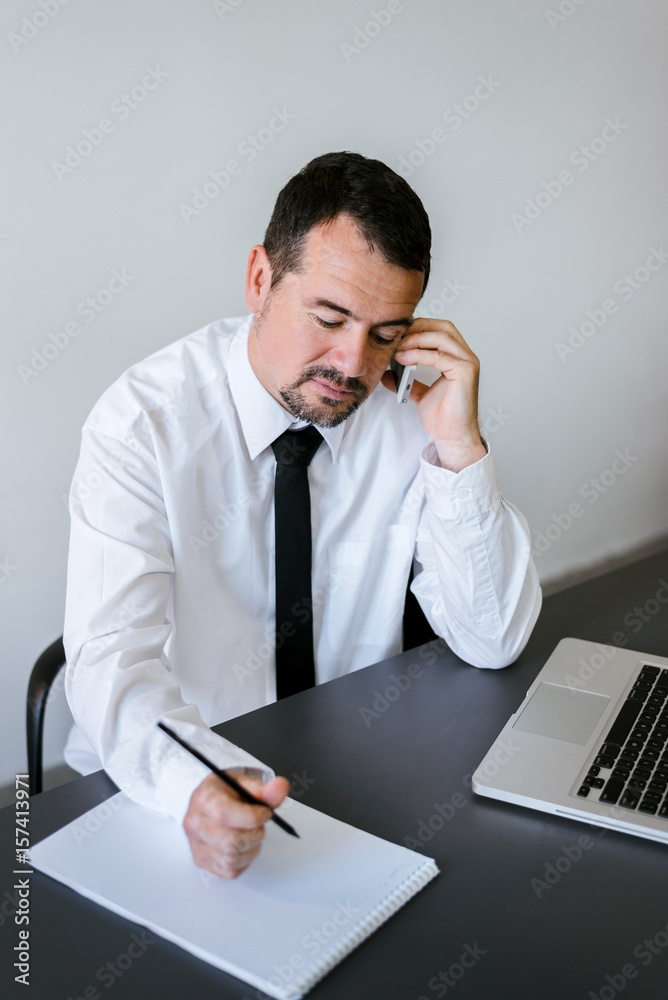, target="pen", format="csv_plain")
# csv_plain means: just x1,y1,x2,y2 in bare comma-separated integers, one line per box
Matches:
157,721,299,838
